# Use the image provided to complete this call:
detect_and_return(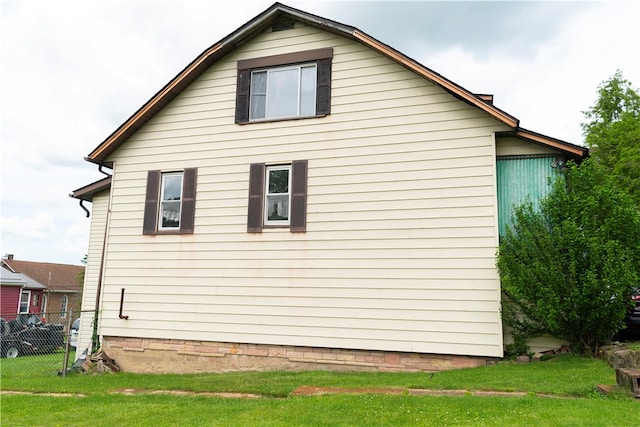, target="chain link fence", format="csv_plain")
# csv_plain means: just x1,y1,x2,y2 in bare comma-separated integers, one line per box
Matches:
0,310,96,378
